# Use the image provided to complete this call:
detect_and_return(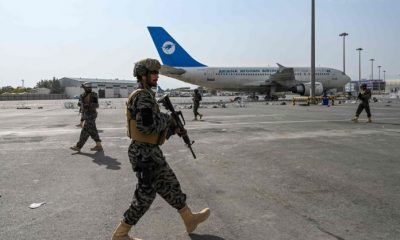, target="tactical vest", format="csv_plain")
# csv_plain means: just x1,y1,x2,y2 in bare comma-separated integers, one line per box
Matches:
126,89,166,145
83,93,97,112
